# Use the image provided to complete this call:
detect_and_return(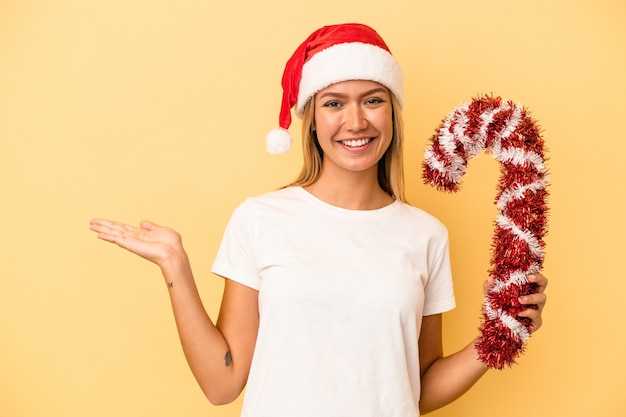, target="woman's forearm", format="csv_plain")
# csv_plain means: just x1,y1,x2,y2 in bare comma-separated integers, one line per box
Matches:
419,339,488,414
160,254,243,405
